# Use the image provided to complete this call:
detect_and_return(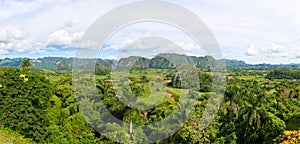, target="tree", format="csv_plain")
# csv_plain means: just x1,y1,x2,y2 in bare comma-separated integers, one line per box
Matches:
46,76,105,143
0,68,53,142
224,84,240,119
236,89,285,143
20,58,33,72
170,65,201,90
